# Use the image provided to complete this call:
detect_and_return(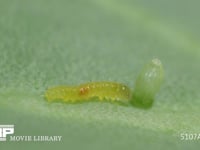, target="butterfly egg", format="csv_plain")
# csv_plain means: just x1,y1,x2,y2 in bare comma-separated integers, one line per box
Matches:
130,58,164,108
